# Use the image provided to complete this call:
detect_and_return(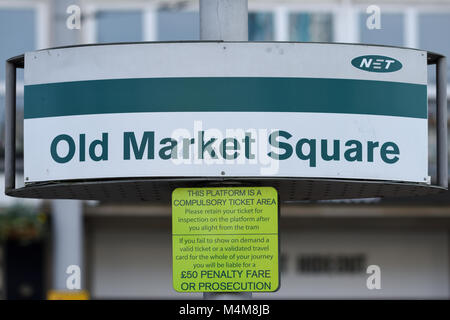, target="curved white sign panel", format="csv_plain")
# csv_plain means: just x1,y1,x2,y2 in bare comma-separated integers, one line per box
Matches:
23,42,428,184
